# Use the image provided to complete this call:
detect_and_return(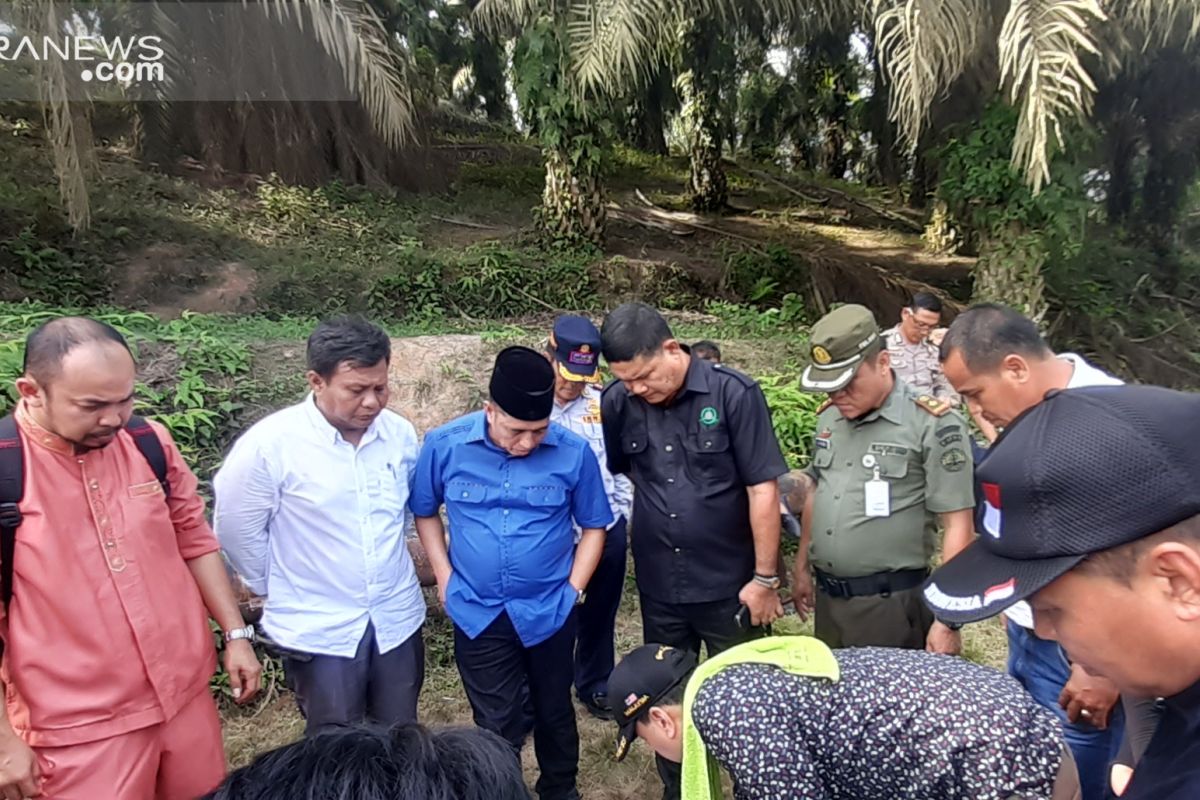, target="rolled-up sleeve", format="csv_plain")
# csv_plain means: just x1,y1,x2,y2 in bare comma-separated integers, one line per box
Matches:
212,432,280,595
150,420,220,561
